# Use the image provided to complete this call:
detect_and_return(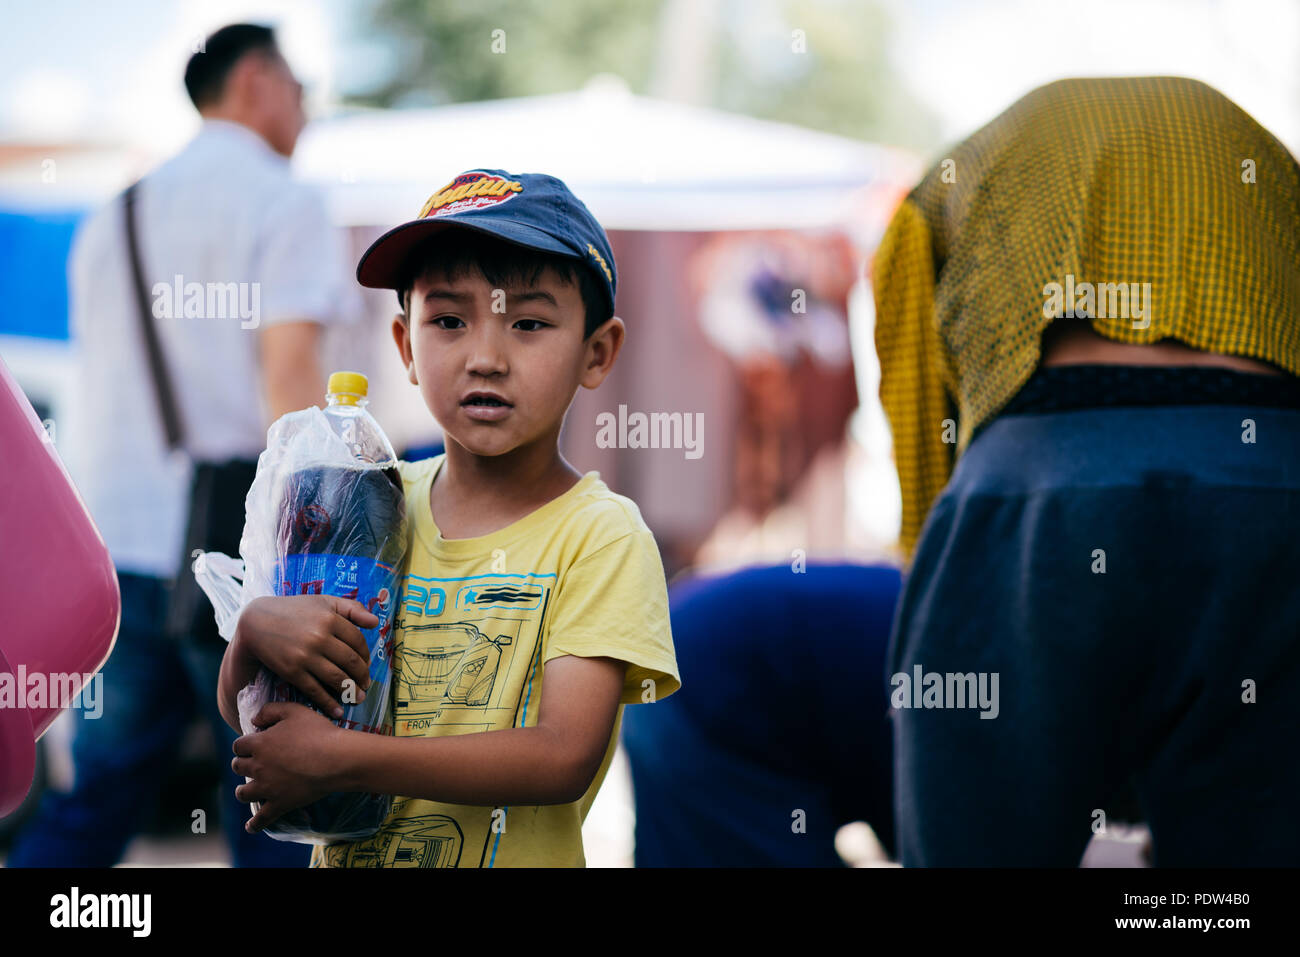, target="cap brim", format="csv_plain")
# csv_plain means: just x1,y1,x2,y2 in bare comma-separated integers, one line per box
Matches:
356,217,580,289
